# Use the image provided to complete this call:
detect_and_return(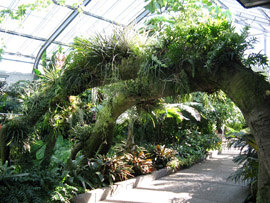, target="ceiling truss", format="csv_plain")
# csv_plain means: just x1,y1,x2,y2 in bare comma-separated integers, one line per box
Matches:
0,0,269,73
